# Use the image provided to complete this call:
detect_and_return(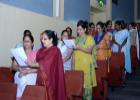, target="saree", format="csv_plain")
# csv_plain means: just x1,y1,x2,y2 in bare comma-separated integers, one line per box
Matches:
94,32,111,60
74,35,97,100
14,50,37,98
112,29,132,73
36,46,67,100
